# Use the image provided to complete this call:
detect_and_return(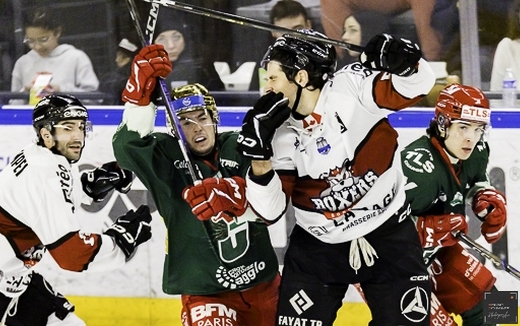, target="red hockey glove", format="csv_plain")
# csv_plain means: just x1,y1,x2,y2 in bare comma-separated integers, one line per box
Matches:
121,44,172,106
182,177,248,222
359,33,421,77
472,189,507,243
416,214,468,248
